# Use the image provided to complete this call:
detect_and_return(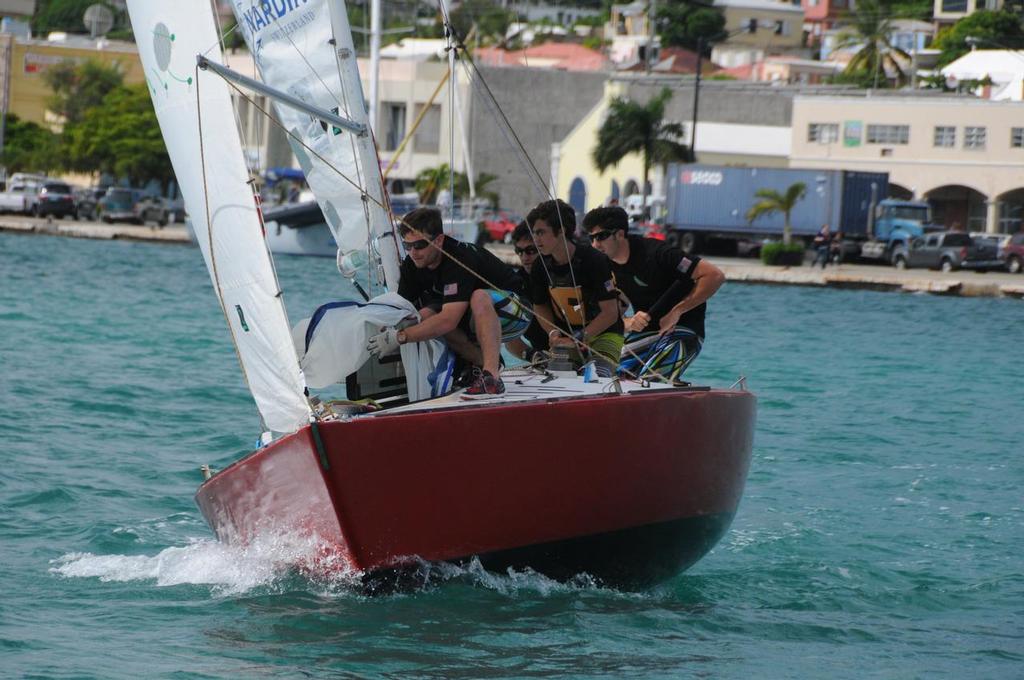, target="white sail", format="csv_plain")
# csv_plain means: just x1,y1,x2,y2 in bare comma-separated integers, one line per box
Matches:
231,0,401,292
126,0,310,433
